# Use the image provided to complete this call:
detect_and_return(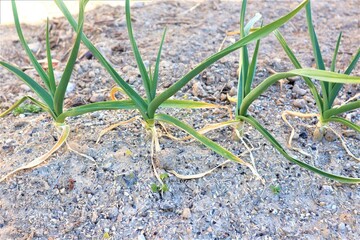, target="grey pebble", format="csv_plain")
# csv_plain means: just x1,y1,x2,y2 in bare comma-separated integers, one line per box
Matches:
293,99,307,109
